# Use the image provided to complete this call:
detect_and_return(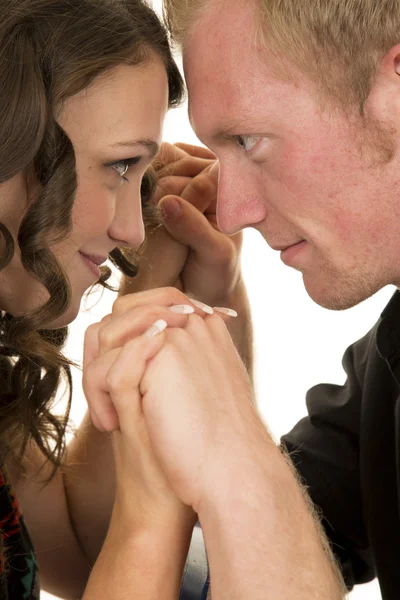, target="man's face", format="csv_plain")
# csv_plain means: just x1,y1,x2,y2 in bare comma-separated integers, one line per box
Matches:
184,0,400,310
